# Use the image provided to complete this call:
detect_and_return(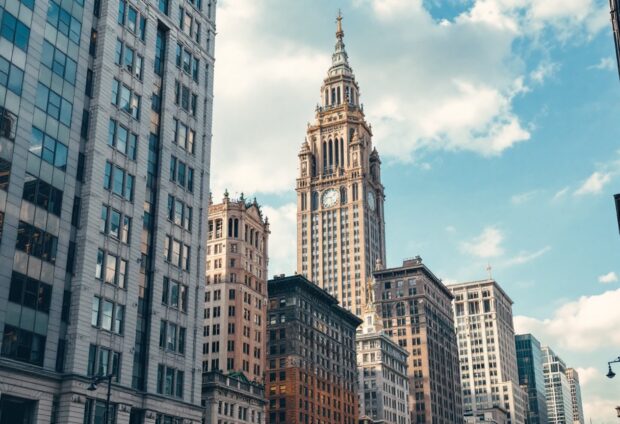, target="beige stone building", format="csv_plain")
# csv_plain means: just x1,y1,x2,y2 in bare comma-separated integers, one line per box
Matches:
374,258,463,424
450,279,527,424
203,192,269,383
296,15,386,317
